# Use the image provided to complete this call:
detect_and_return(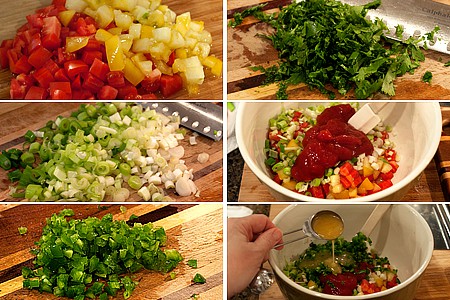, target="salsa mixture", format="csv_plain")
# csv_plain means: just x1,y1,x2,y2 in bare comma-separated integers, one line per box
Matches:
283,232,400,296
265,104,399,199
0,0,222,100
